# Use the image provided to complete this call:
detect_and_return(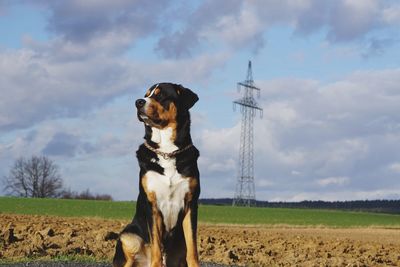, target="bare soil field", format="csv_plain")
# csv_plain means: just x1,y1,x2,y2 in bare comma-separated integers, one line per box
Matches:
1,214,400,266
